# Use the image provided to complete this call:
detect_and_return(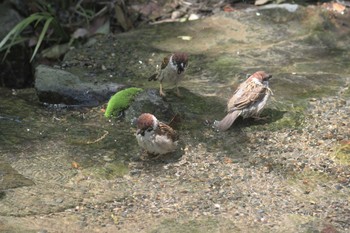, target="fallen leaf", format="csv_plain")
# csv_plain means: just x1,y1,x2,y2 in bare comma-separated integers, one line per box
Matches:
72,28,89,39
41,43,70,59
255,0,271,6
340,140,350,145
114,3,133,31
322,2,346,13
72,161,80,169
177,36,192,41
223,4,235,12
223,157,233,164
130,2,162,19
111,214,119,224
